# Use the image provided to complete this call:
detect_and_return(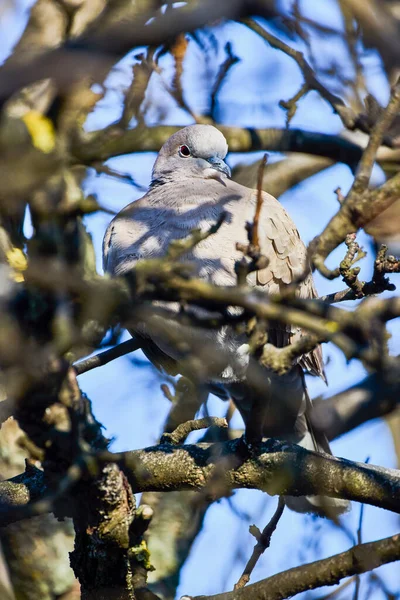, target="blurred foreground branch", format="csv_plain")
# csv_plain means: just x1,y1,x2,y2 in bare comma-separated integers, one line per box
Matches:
0,0,278,104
